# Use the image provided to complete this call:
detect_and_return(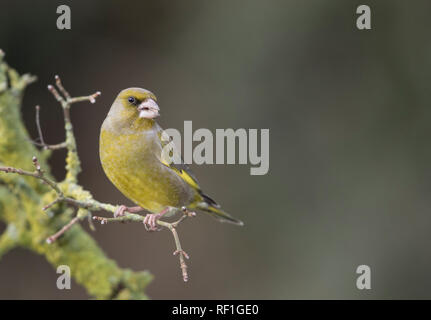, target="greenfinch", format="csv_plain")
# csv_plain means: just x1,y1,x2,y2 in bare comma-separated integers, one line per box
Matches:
99,88,243,229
